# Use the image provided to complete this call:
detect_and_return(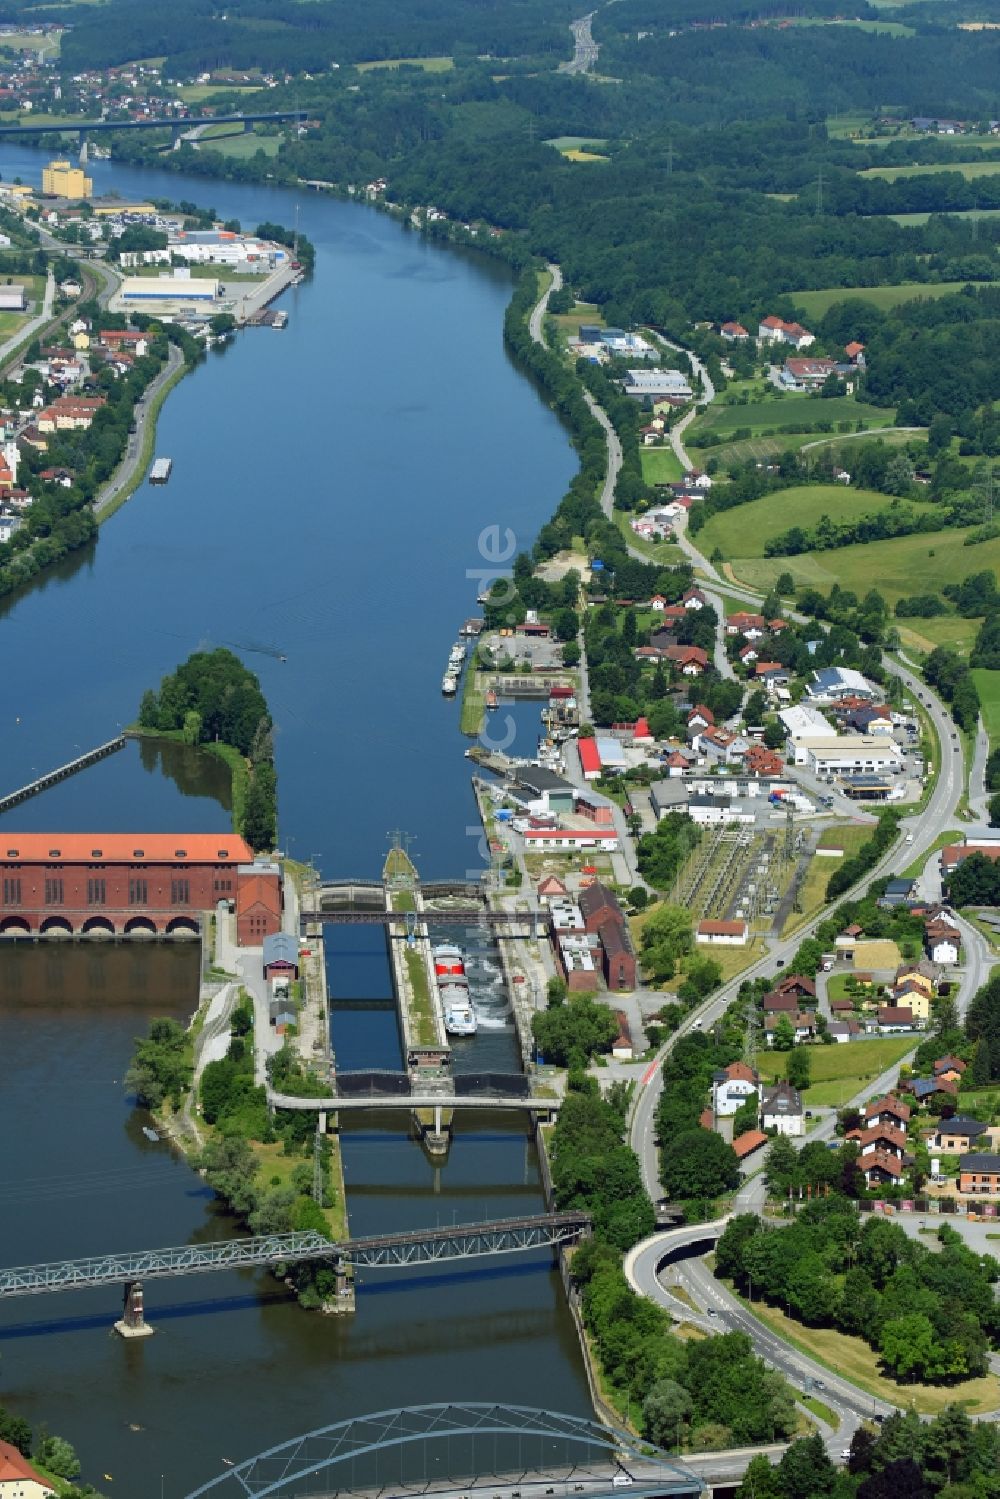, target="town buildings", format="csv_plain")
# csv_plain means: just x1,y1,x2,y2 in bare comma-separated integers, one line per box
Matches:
41,157,92,199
